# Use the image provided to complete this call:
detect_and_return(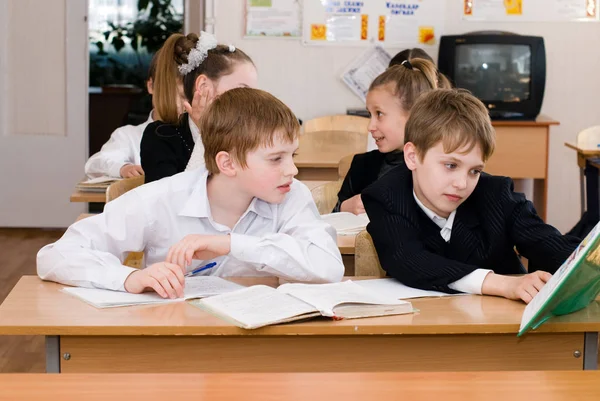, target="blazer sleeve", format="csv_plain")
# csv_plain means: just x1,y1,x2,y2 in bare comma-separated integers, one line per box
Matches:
501,178,580,274
140,122,181,183
363,185,479,293
333,154,368,213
